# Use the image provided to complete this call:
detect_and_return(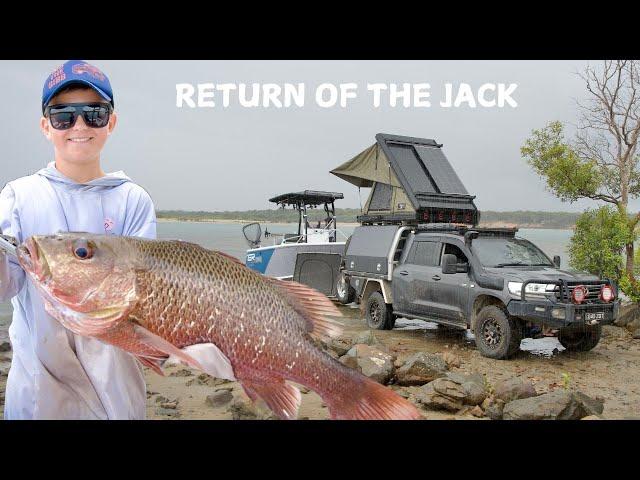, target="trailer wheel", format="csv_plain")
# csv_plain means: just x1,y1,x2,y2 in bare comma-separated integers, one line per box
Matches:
365,291,394,330
473,305,522,359
558,324,602,352
336,273,356,305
